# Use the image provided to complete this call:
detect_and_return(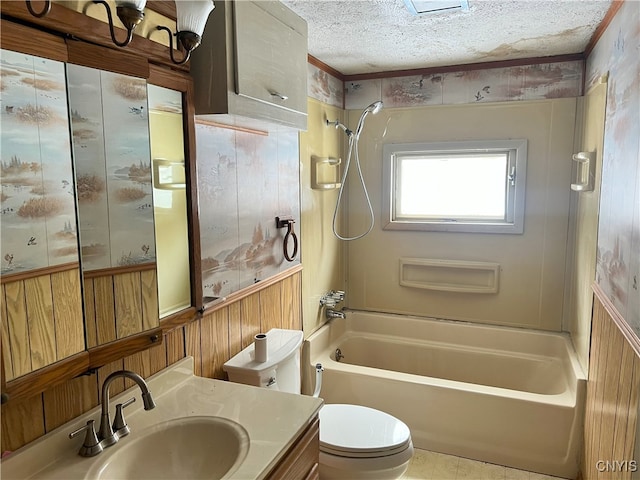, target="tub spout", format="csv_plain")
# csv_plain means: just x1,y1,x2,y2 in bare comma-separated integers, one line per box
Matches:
326,309,345,320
